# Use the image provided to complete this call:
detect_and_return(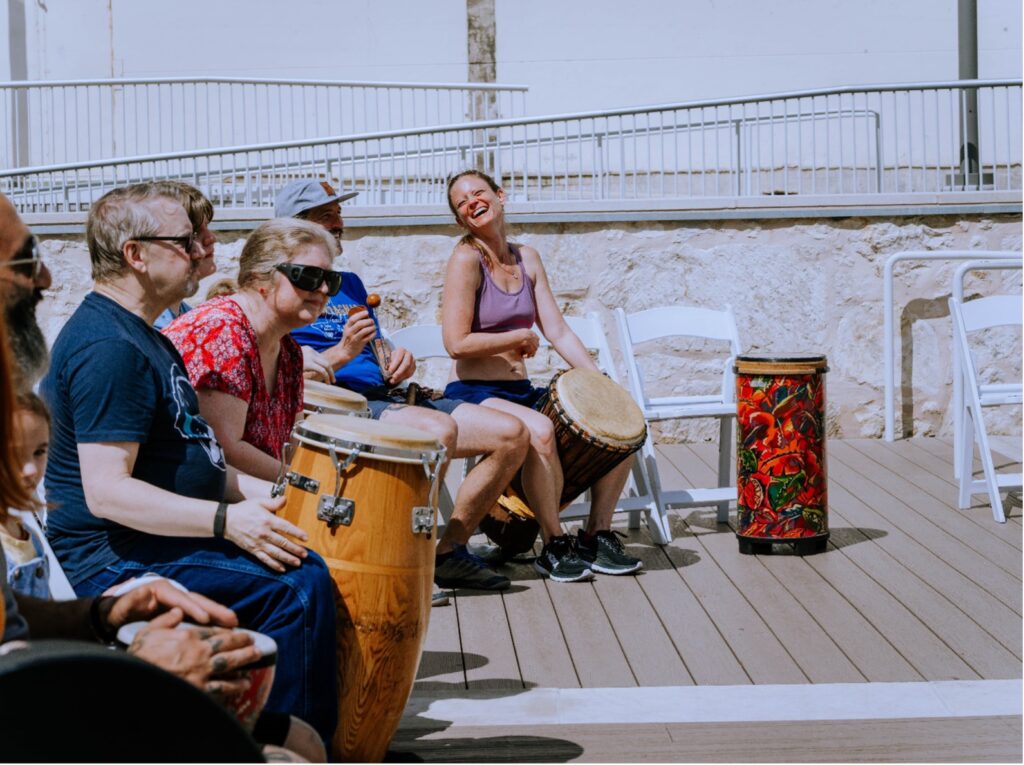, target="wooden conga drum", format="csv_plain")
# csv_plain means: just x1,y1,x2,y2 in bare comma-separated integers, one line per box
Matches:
481,369,647,556
734,354,830,555
277,414,445,761
302,379,370,418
